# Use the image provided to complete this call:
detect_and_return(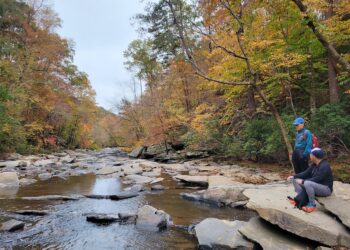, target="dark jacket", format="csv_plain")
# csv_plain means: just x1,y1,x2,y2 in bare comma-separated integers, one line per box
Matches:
294,160,333,191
